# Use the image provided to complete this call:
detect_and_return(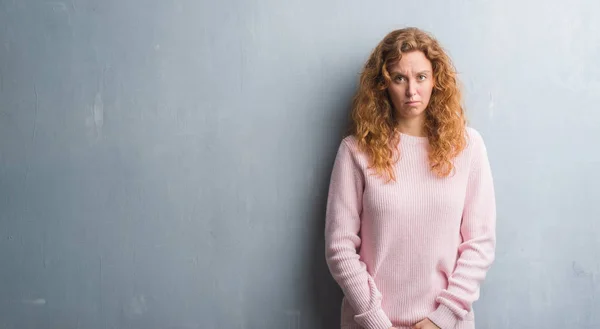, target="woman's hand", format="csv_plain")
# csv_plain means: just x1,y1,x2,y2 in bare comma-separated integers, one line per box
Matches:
413,318,440,329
